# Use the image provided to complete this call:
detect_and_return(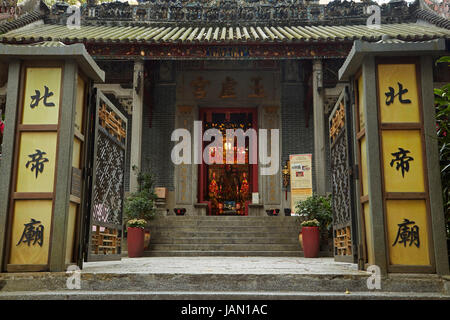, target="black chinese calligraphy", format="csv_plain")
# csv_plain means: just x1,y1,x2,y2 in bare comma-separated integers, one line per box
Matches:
30,86,55,108
26,149,49,179
385,82,411,106
390,147,414,178
16,218,44,247
392,218,420,248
